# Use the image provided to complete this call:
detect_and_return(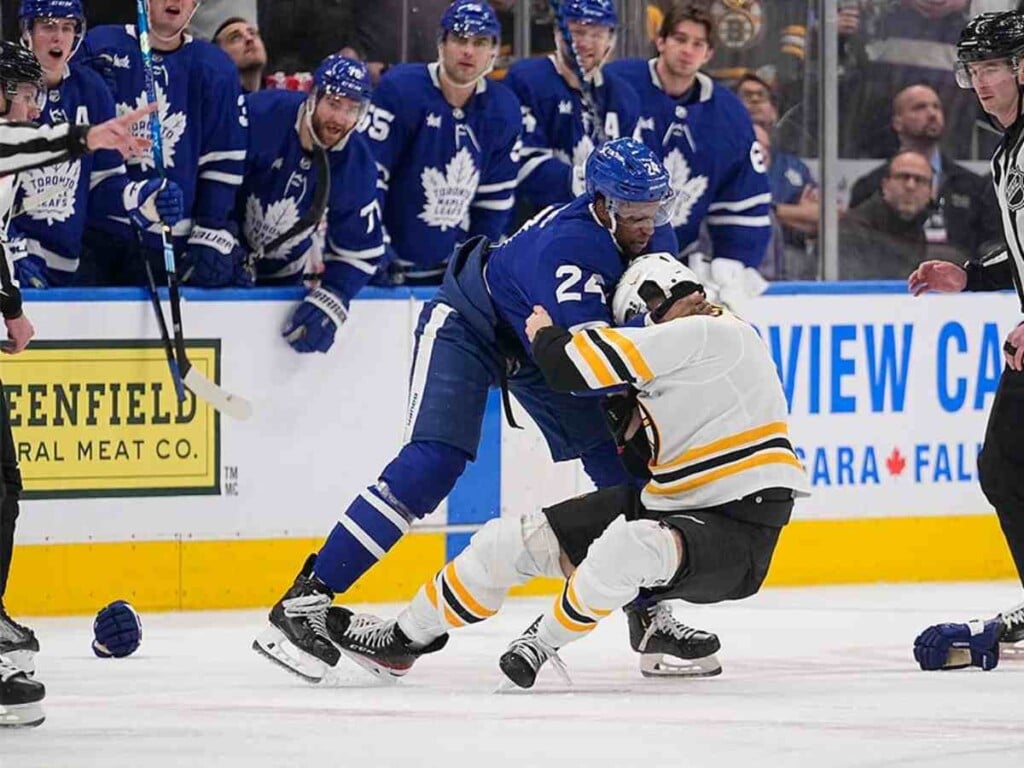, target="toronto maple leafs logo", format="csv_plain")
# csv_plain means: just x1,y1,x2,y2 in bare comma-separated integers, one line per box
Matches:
244,195,305,256
116,81,187,171
663,149,708,228
418,146,479,232
19,161,82,224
